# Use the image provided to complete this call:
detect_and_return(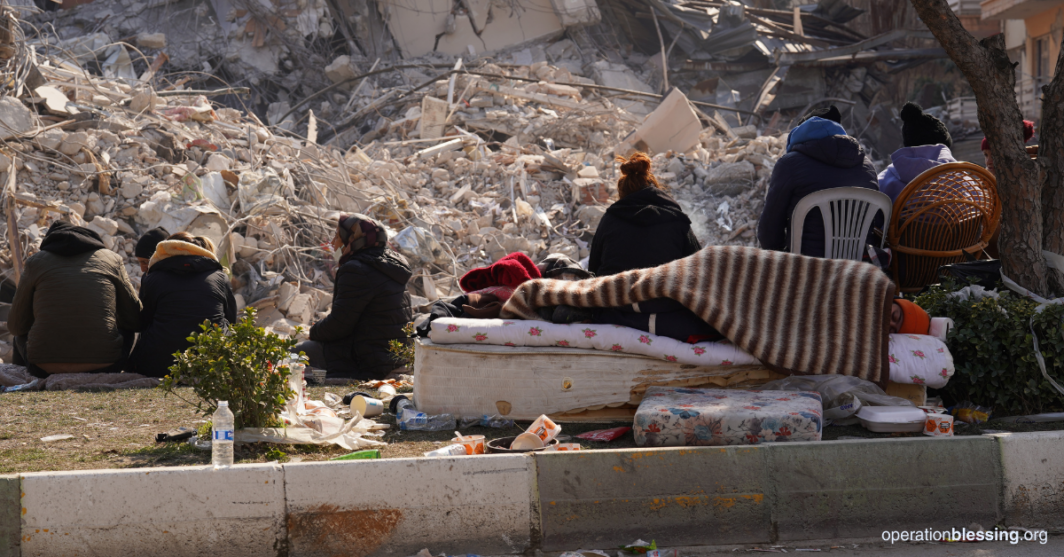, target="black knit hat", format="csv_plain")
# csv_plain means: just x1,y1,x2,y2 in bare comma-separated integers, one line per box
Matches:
800,105,842,124
135,227,169,259
901,101,952,148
